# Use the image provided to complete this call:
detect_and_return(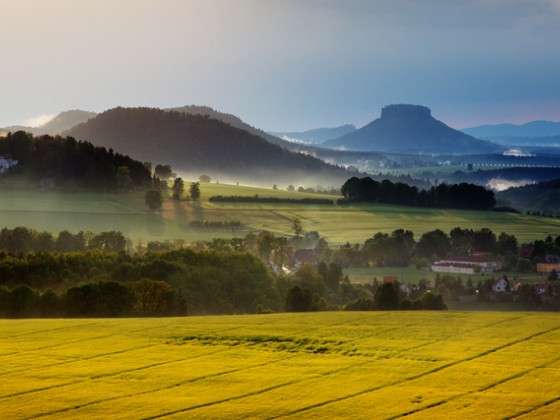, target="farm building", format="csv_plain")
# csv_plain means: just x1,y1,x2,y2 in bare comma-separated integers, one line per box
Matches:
536,255,560,273
431,254,501,275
